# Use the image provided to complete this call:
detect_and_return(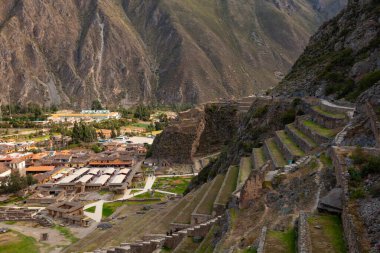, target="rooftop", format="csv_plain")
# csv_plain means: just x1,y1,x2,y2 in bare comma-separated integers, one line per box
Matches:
26,166,55,172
